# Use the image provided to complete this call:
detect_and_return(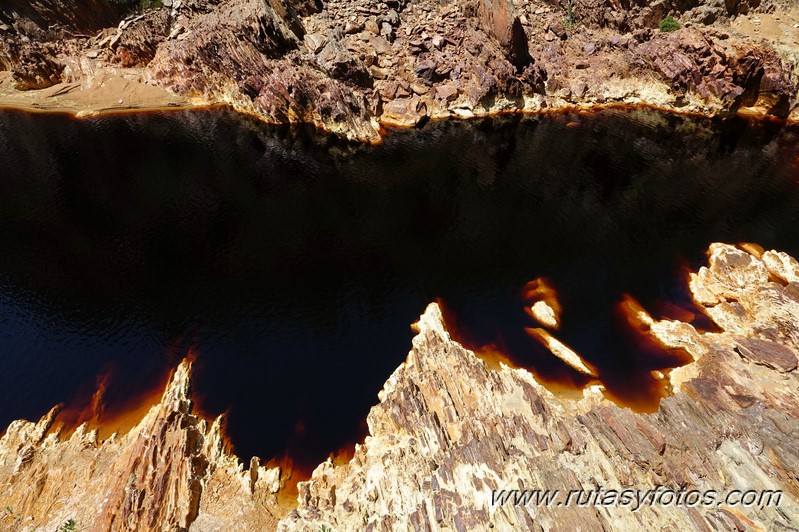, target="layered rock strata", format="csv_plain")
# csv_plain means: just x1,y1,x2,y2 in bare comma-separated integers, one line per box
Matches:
0,361,286,531
281,243,799,531
1,242,798,530
1,0,798,141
